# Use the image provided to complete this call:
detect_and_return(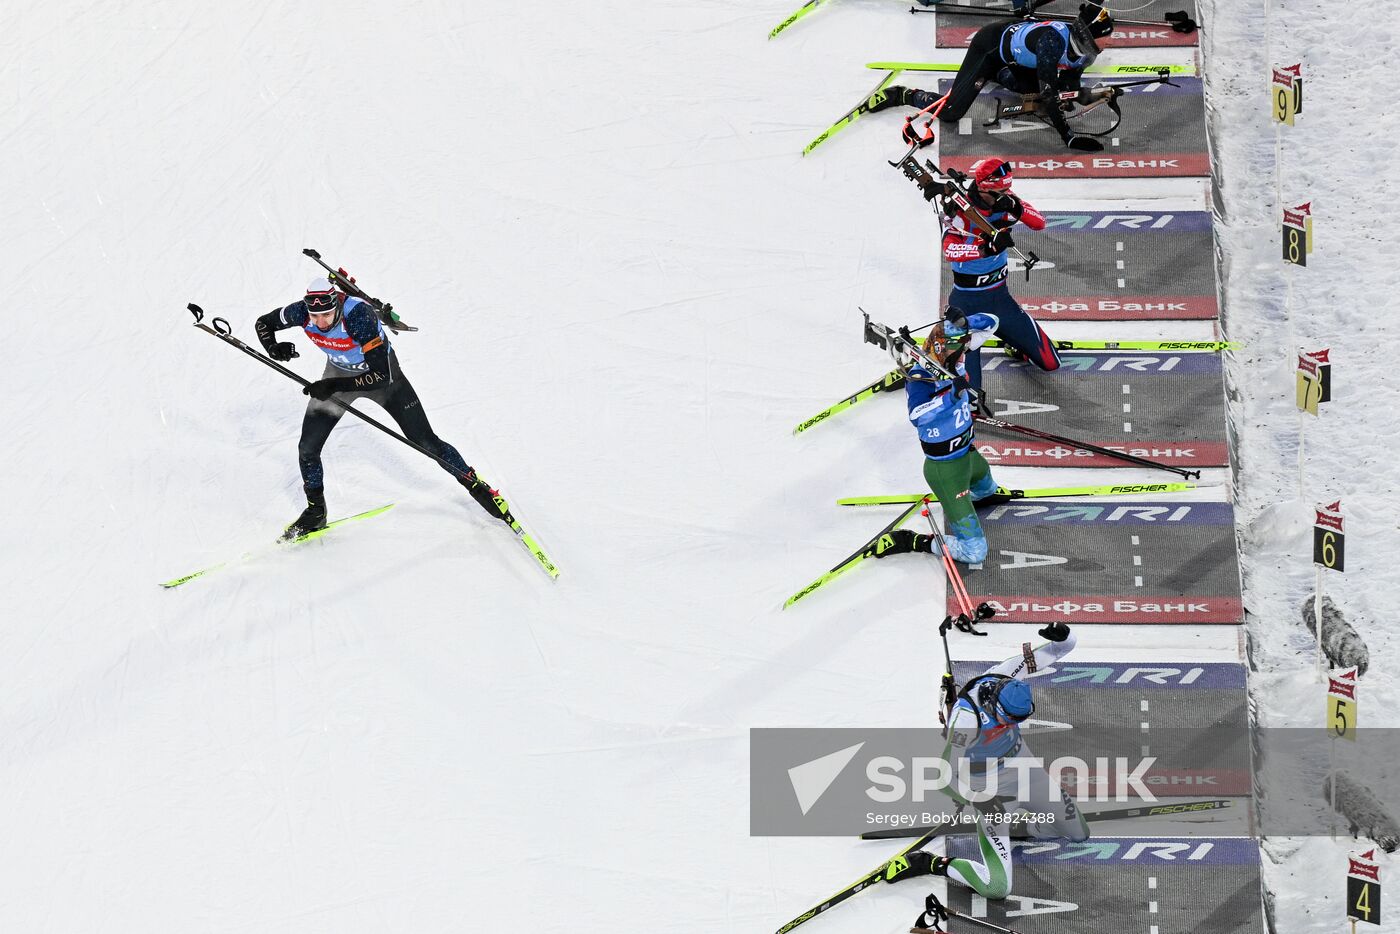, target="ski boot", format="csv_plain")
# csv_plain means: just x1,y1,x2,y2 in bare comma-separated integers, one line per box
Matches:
461,469,509,523
873,529,934,558
884,850,952,883
281,489,328,542
1003,345,1027,362
867,86,941,114
971,474,1012,508
974,489,1014,507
